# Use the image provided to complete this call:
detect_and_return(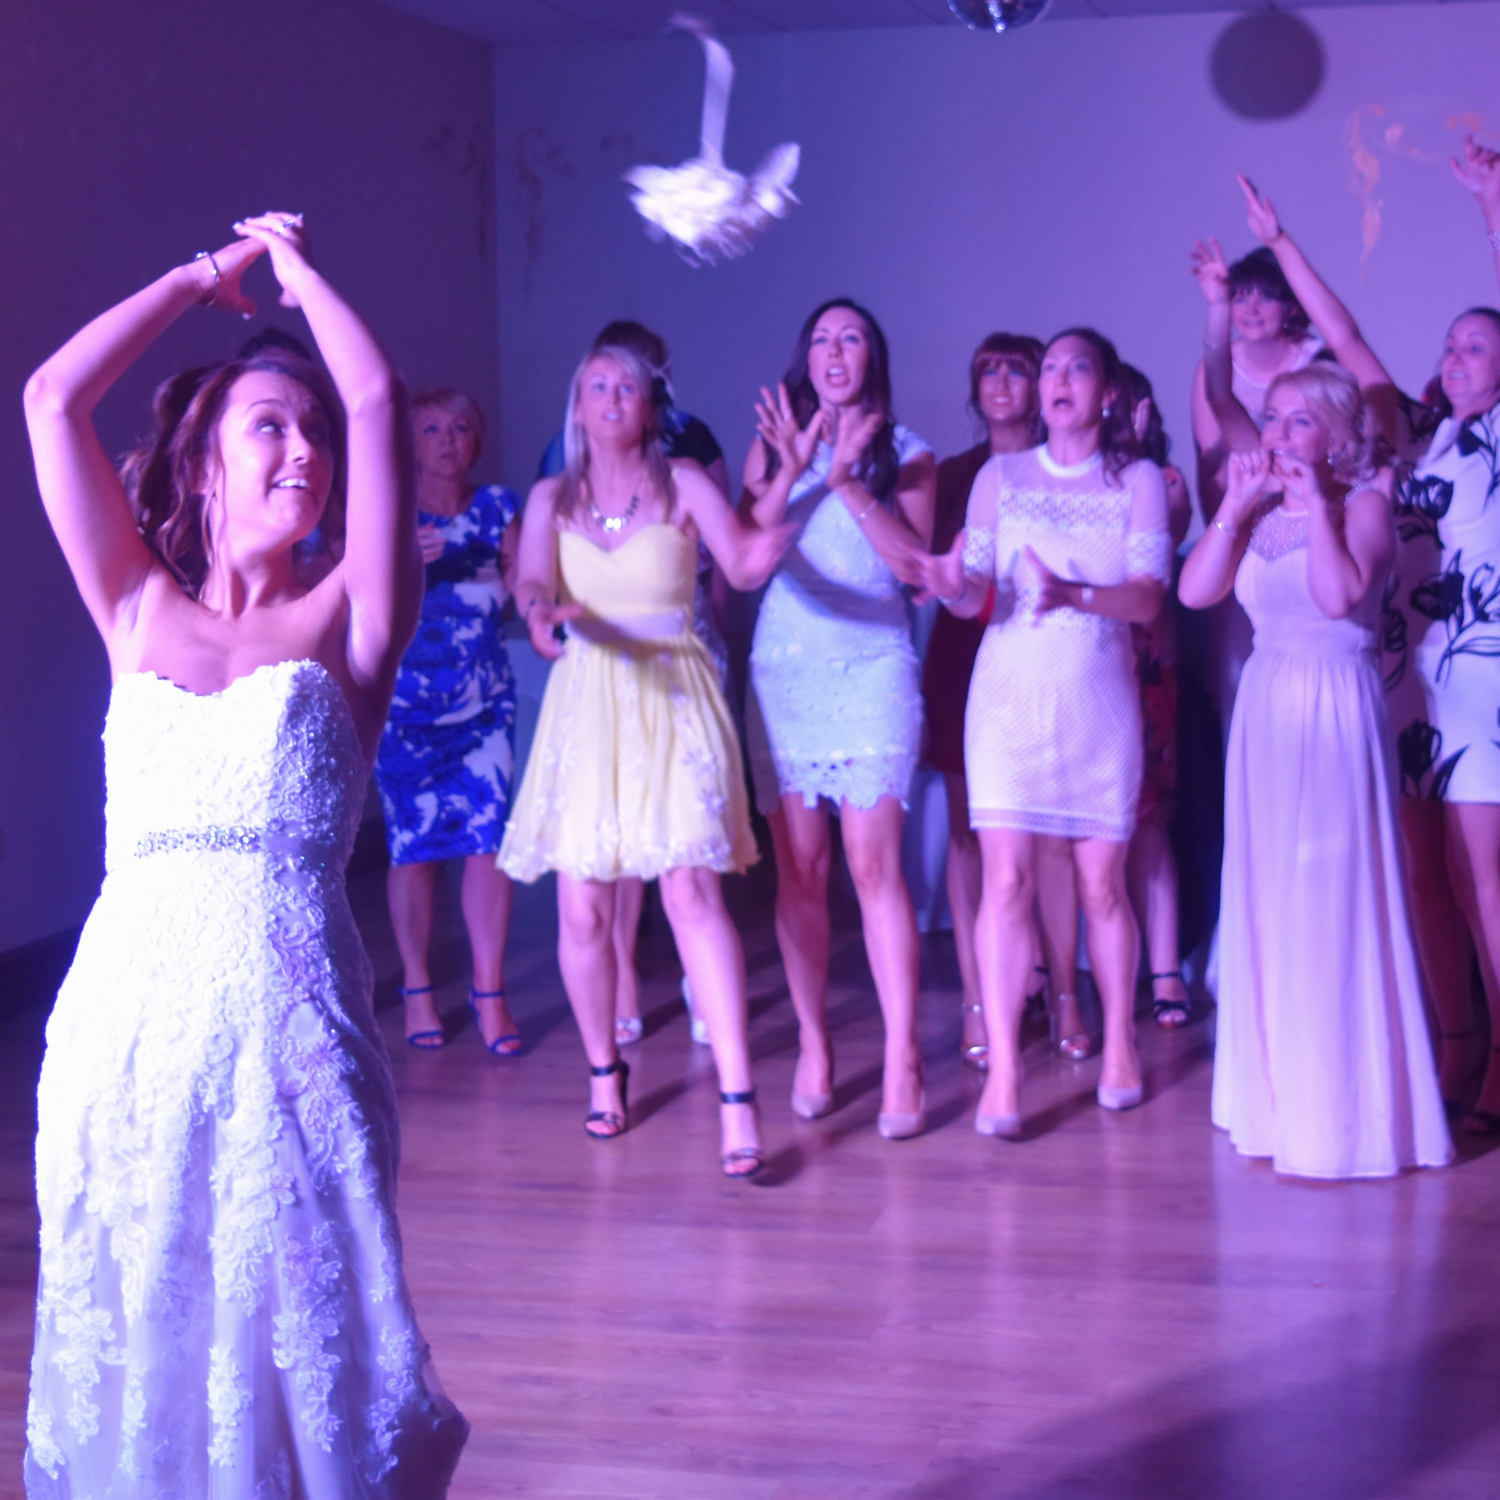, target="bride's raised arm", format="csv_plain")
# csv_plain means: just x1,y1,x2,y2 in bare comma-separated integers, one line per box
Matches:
23,238,263,650
232,213,422,695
